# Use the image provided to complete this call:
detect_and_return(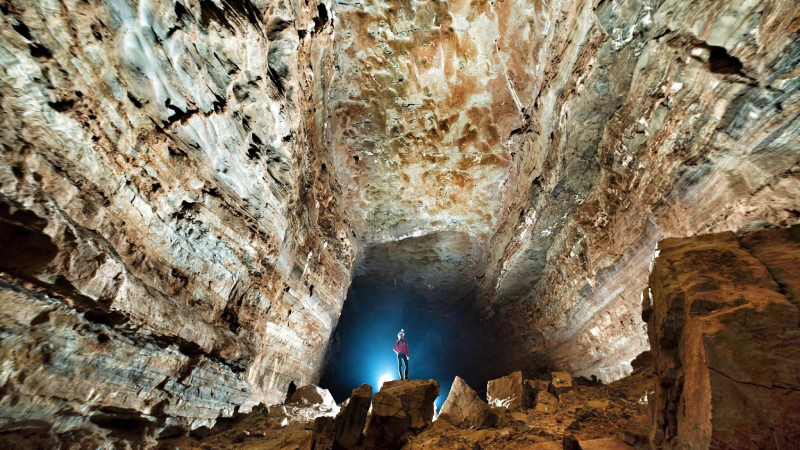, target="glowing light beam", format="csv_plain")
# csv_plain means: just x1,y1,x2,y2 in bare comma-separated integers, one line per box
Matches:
378,373,394,389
